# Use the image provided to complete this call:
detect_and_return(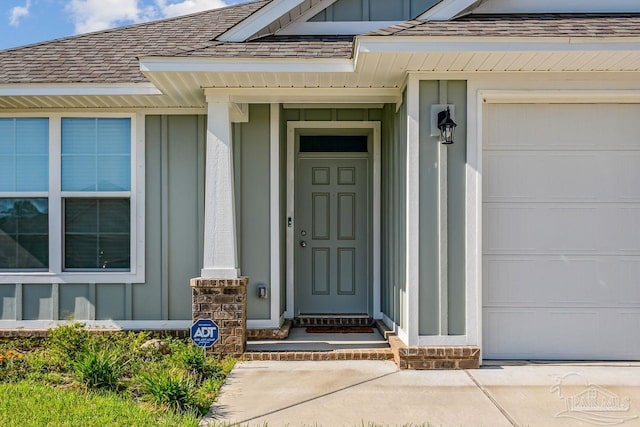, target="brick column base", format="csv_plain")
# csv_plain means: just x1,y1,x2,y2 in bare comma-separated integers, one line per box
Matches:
190,277,248,356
